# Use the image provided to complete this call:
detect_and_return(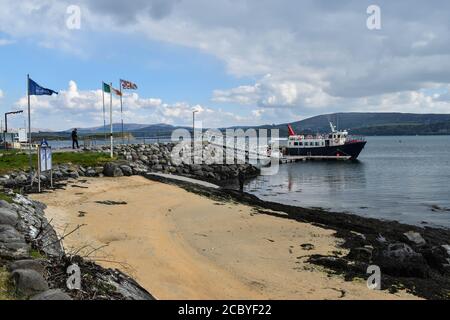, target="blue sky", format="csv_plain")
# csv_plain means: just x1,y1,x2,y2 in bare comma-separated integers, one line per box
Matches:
0,1,449,131
0,30,253,130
